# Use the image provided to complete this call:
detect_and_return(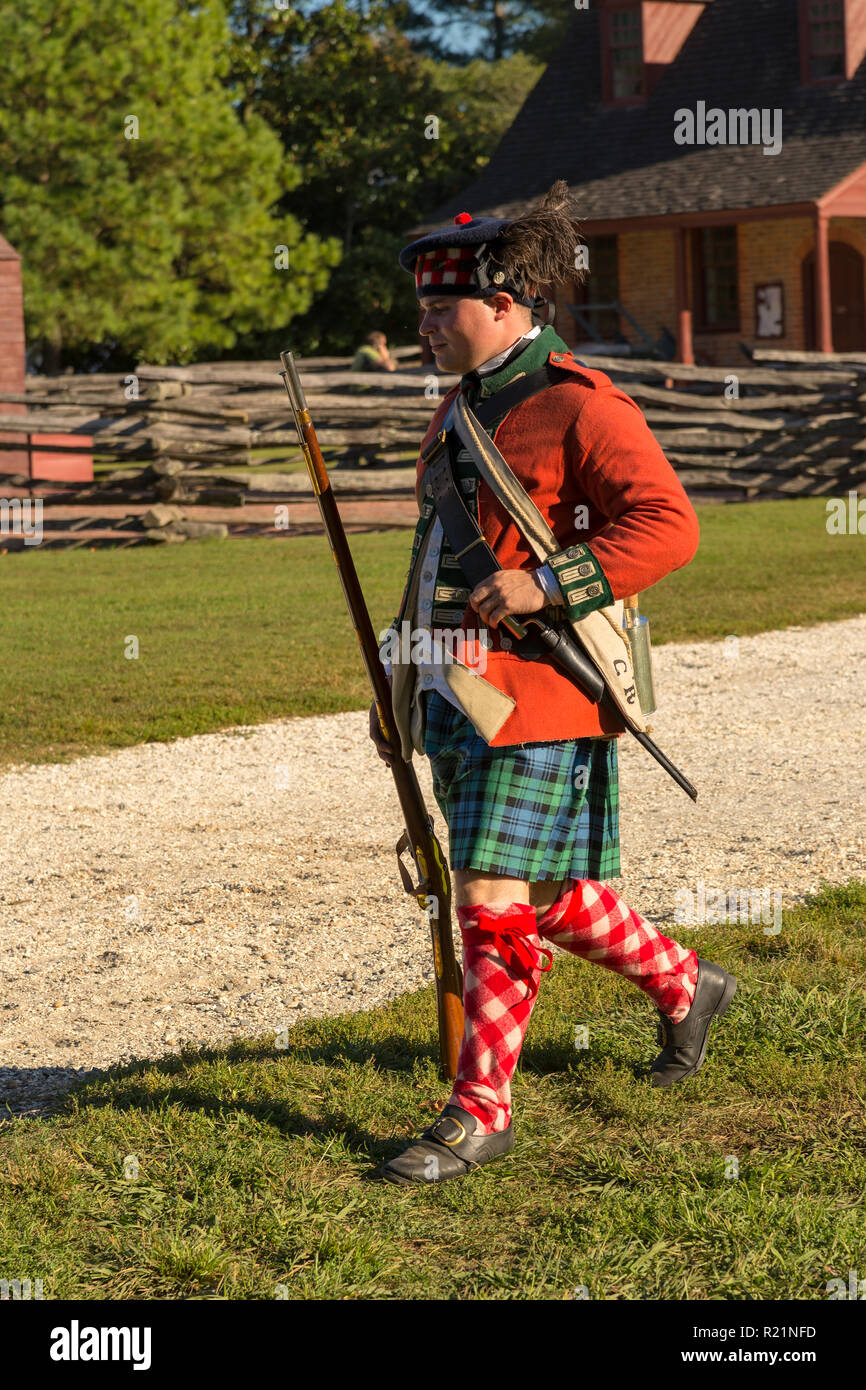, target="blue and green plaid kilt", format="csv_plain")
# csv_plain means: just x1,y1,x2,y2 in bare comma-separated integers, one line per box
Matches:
422,690,620,881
